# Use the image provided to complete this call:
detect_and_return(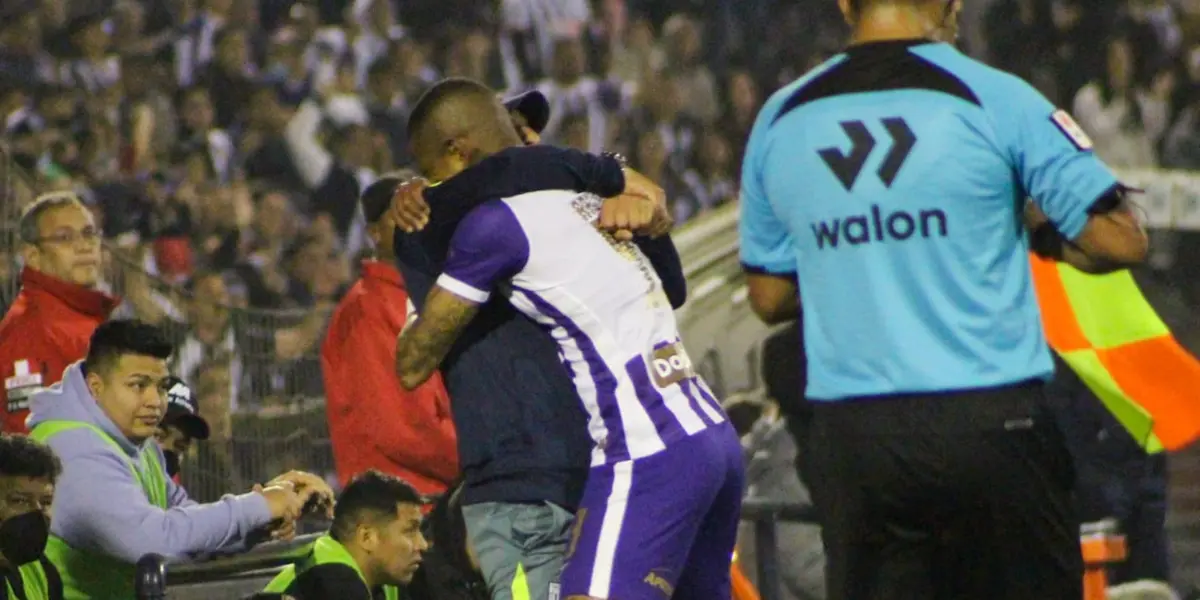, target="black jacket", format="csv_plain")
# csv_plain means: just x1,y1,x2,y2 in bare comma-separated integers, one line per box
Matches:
394,145,686,509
